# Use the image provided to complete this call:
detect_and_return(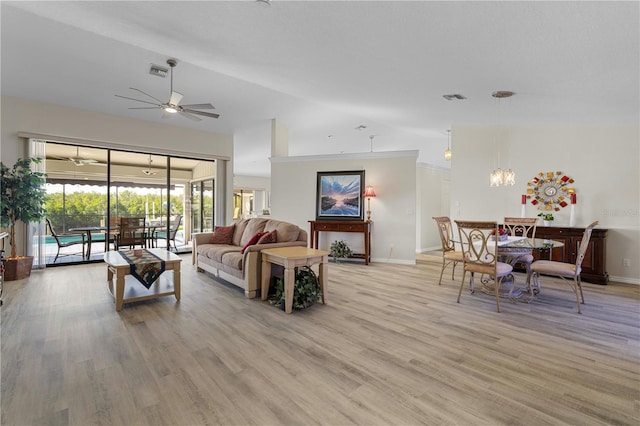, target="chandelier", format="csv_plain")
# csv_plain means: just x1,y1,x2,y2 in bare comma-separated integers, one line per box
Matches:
489,91,516,187
444,129,452,161
490,167,516,187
